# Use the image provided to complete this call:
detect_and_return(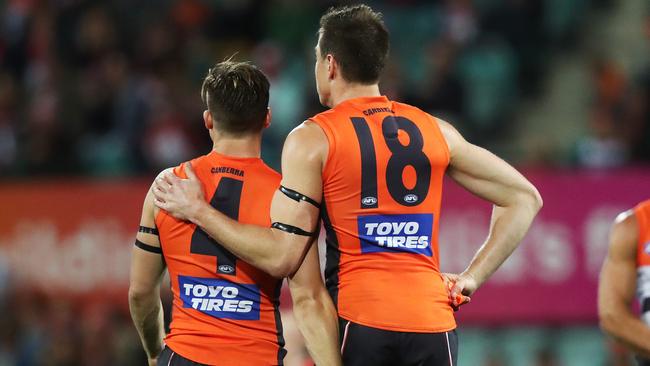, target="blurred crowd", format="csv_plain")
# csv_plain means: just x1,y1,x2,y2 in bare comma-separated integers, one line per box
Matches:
1,0,648,177
0,290,148,366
